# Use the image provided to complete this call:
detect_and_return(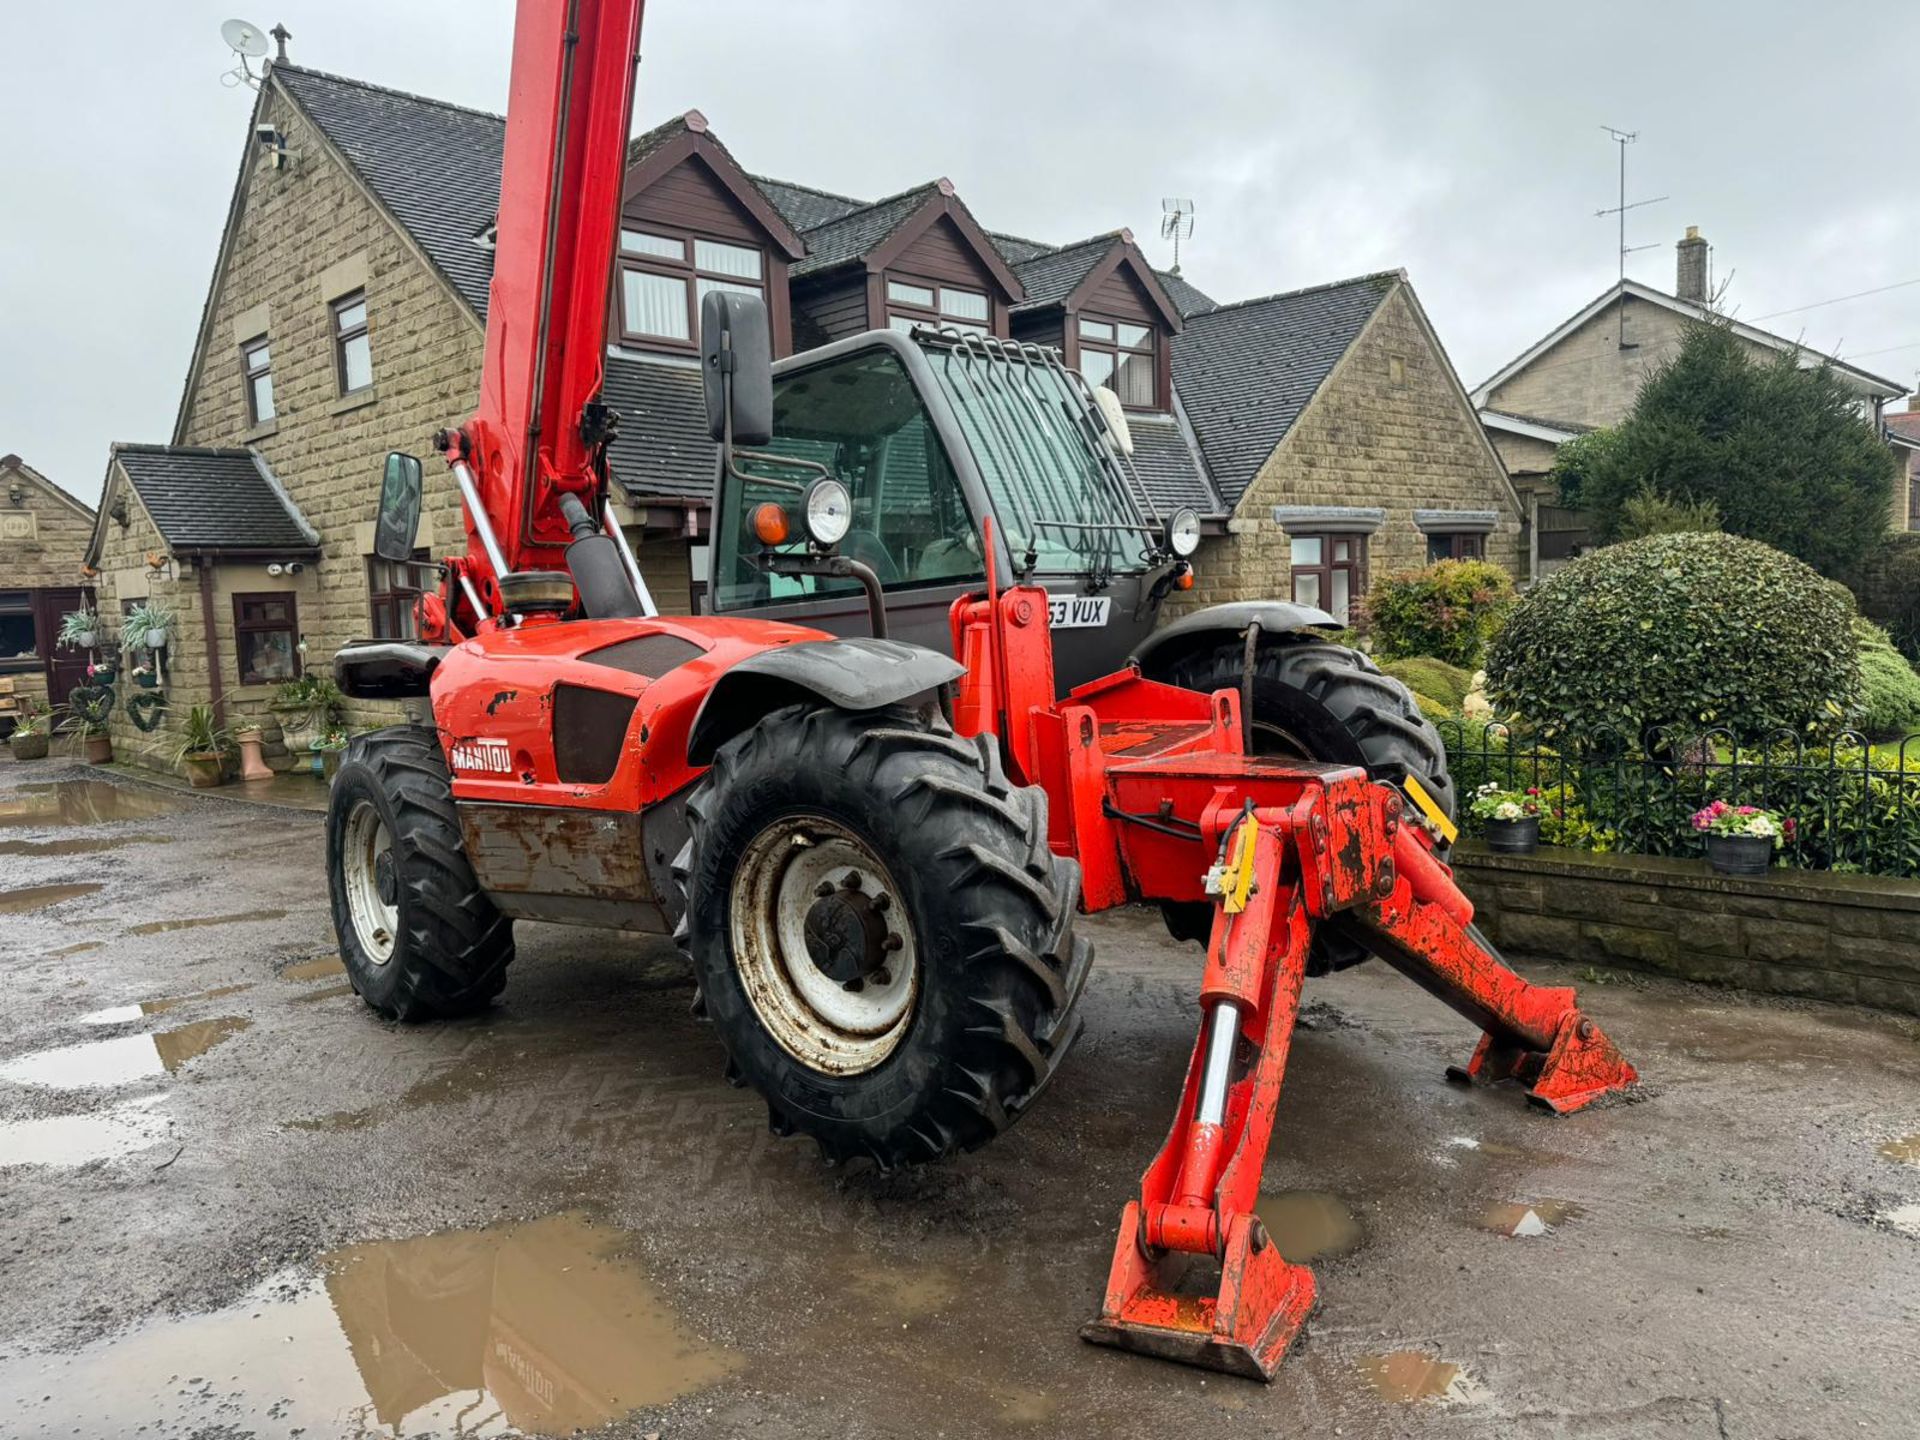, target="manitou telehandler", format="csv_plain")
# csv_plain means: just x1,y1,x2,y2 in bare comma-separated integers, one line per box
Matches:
325,0,1638,1379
